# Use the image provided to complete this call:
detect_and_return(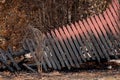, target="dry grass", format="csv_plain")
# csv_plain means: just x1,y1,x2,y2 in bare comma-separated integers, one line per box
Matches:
0,0,111,51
